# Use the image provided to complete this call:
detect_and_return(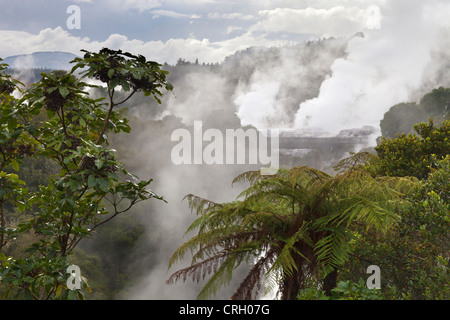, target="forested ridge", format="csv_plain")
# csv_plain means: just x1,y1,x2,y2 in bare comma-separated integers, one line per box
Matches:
0,46,448,300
